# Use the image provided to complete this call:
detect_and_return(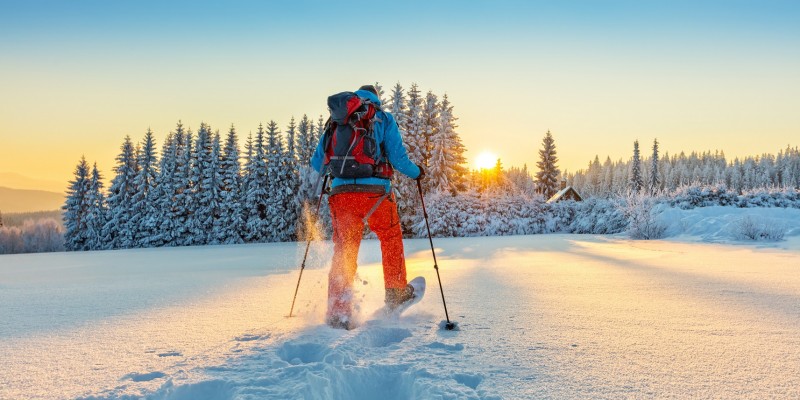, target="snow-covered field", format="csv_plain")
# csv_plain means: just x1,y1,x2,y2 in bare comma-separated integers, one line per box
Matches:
1,207,800,399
